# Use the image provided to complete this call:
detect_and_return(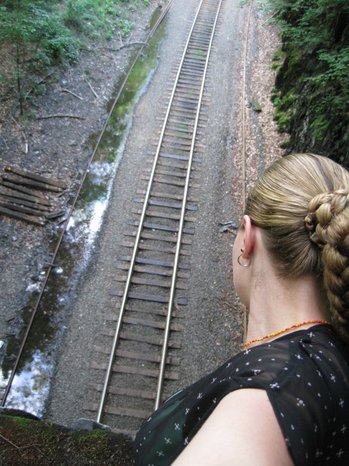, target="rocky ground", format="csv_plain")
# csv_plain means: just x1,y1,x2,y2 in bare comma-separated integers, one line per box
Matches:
0,0,286,463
